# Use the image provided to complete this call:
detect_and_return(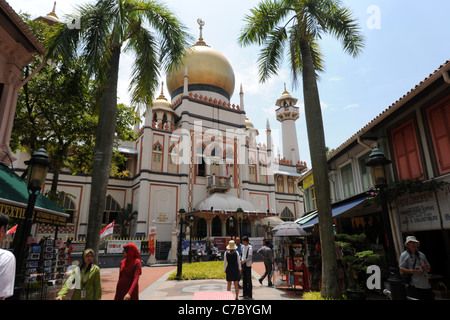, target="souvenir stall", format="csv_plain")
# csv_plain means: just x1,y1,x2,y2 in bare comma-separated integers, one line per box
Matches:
272,222,310,293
